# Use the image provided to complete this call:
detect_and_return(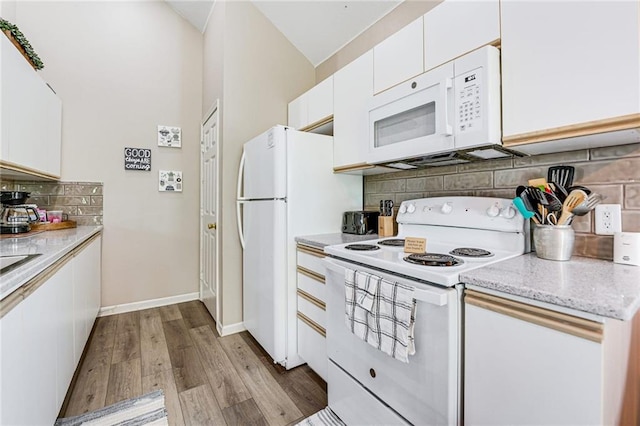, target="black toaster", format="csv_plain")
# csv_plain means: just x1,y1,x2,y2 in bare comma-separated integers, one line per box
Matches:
342,211,379,235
